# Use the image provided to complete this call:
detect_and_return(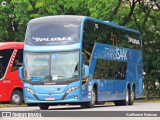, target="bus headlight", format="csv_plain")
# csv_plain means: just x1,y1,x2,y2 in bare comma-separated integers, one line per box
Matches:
62,86,79,100
66,86,78,94
25,88,35,95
